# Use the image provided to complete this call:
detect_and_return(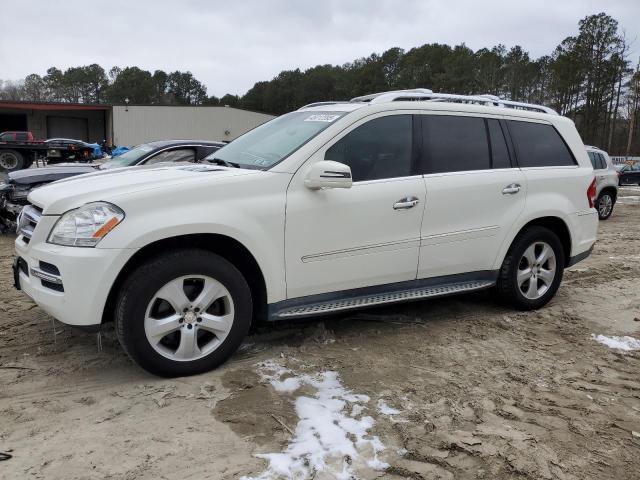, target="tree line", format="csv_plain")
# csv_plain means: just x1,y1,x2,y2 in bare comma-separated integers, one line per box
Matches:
1,12,638,155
